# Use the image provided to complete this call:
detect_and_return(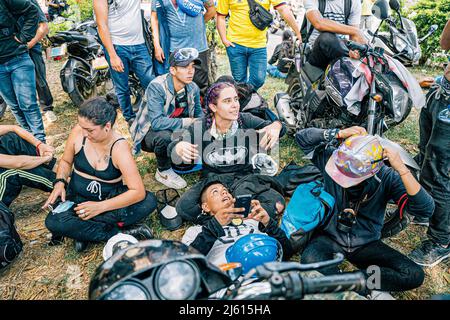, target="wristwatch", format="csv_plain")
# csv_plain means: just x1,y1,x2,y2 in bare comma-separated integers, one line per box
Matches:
53,178,68,188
